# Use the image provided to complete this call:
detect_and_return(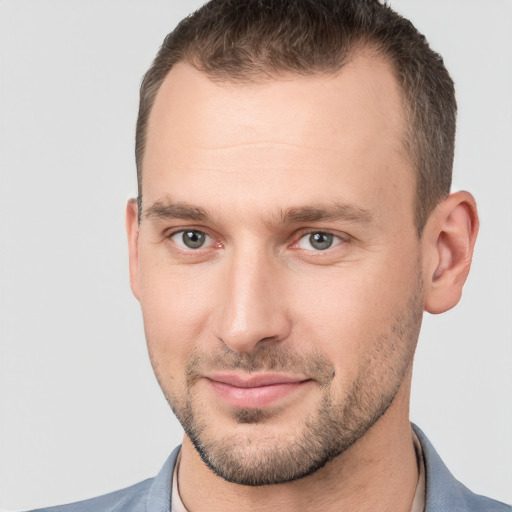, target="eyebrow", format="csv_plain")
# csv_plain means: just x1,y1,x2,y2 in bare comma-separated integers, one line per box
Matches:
281,204,374,224
145,201,209,222
144,200,374,225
